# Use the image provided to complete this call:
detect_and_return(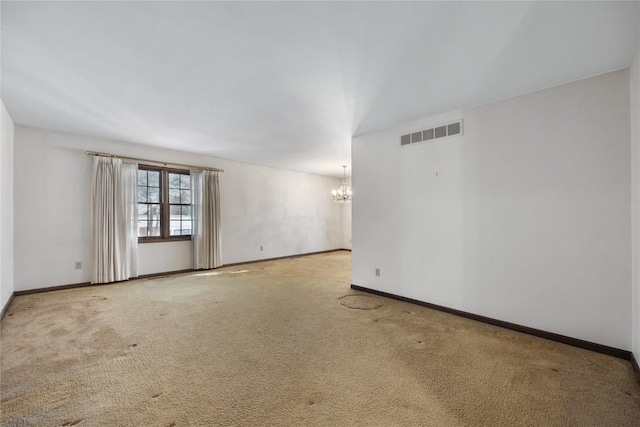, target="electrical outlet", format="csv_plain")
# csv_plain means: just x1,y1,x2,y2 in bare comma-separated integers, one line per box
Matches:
75,262,82,270
260,246,264,251
375,268,380,277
